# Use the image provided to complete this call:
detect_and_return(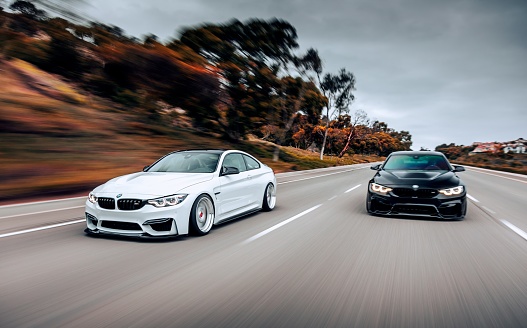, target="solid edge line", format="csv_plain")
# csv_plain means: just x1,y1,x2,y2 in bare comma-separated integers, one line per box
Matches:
466,167,527,184
243,204,322,244
0,196,86,209
501,220,527,241
0,206,85,220
345,184,362,193
0,219,85,238
467,194,479,203
463,165,527,178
